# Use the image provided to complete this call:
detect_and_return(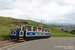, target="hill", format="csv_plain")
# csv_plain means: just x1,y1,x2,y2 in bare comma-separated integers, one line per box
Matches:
0,16,75,40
